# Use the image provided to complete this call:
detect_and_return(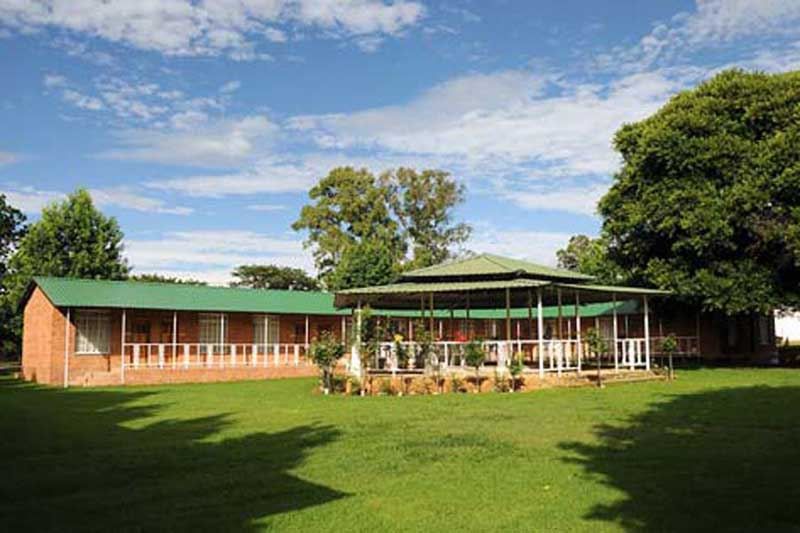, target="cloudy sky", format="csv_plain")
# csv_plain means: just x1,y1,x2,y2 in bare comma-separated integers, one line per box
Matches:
1,0,800,284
